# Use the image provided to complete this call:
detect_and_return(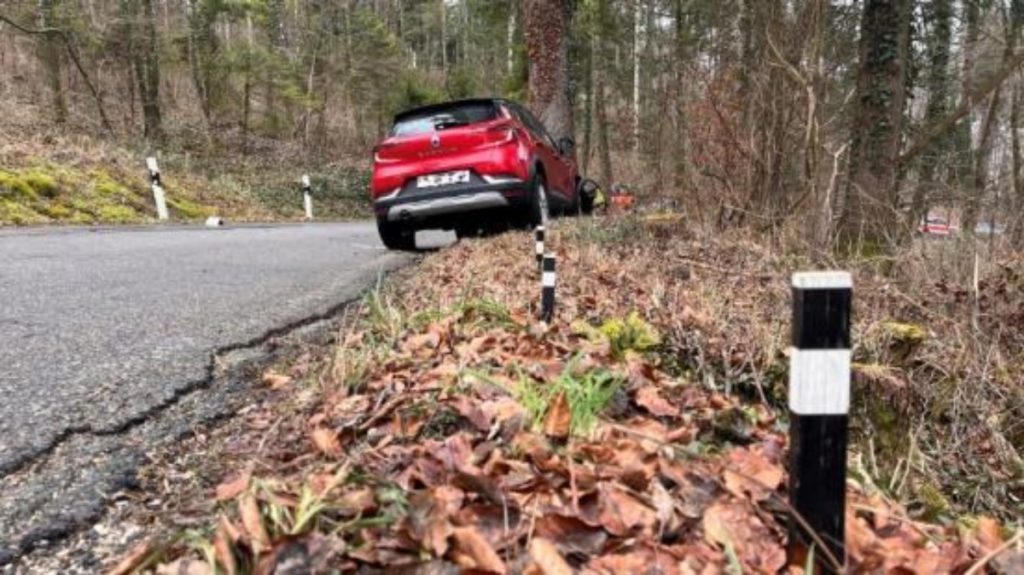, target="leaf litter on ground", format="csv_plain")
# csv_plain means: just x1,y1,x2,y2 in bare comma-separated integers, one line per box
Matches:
112,218,1021,574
